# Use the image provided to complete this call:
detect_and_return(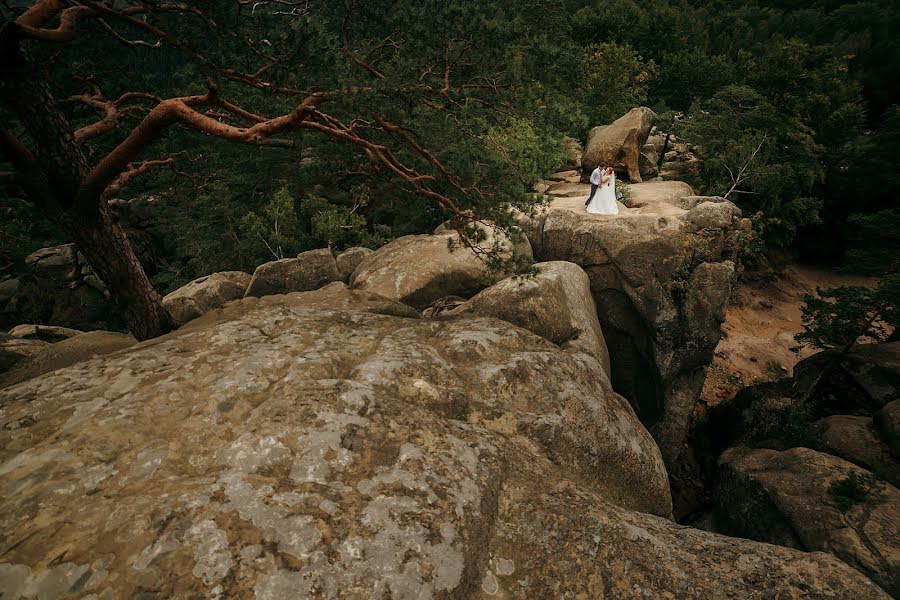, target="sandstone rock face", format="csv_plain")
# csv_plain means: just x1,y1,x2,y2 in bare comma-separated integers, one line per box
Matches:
817,415,900,487
163,271,251,324
716,446,900,596
683,200,742,232
1,244,116,331
793,342,900,415
450,261,611,377
0,331,135,389
0,293,886,599
623,180,695,210
335,247,373,281
876,400,900,458
582,107,655,183
7,324,83,342
521,193,737,466
351,230,532,309
0,338,48,374
244,248,341,298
